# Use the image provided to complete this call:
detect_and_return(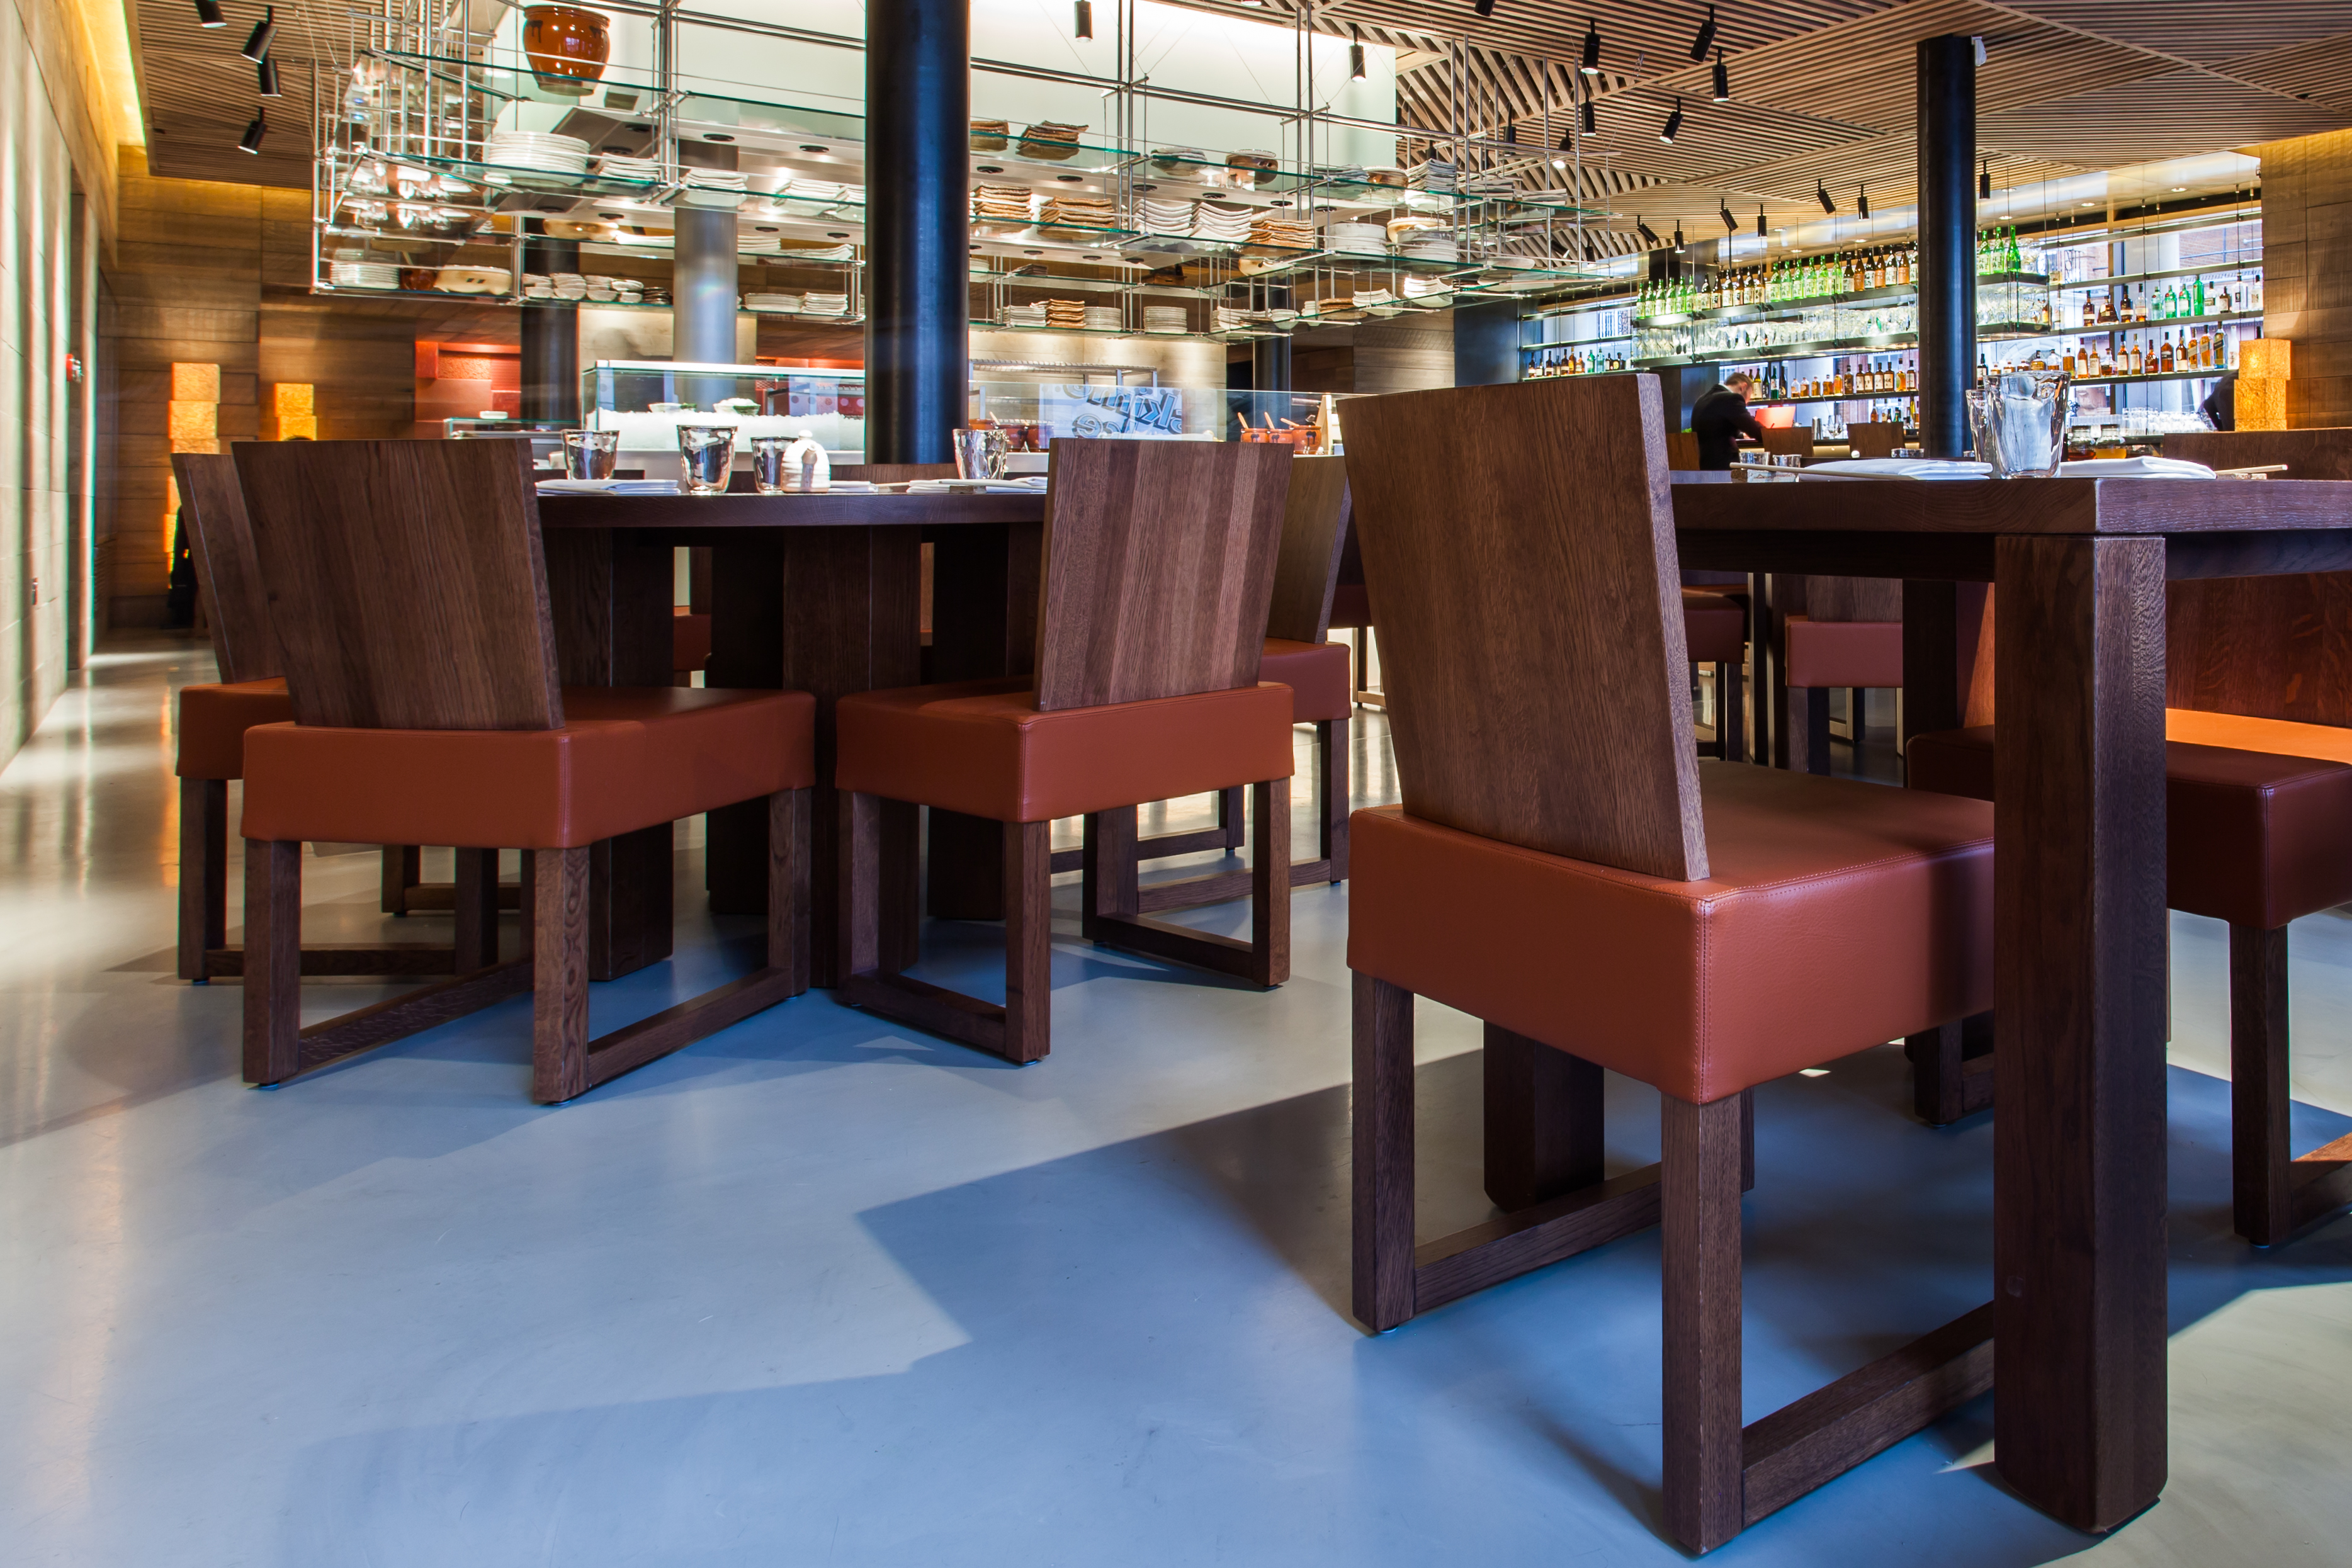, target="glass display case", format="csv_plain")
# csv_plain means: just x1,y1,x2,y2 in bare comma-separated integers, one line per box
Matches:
583,361,867,465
